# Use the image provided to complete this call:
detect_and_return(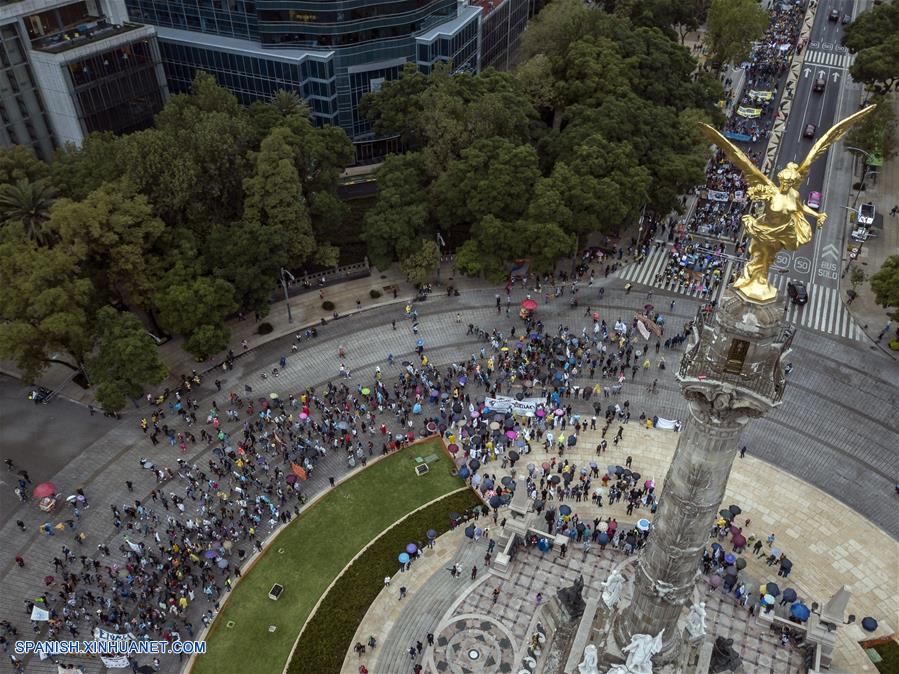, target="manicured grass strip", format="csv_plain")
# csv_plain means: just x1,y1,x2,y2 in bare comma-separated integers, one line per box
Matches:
192,438,461,674
873,640,899,674
288,488,482,674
